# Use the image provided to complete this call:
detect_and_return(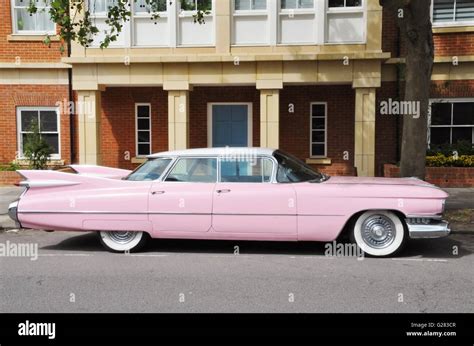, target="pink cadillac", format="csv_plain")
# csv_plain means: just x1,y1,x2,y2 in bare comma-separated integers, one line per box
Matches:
8,148,450,257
